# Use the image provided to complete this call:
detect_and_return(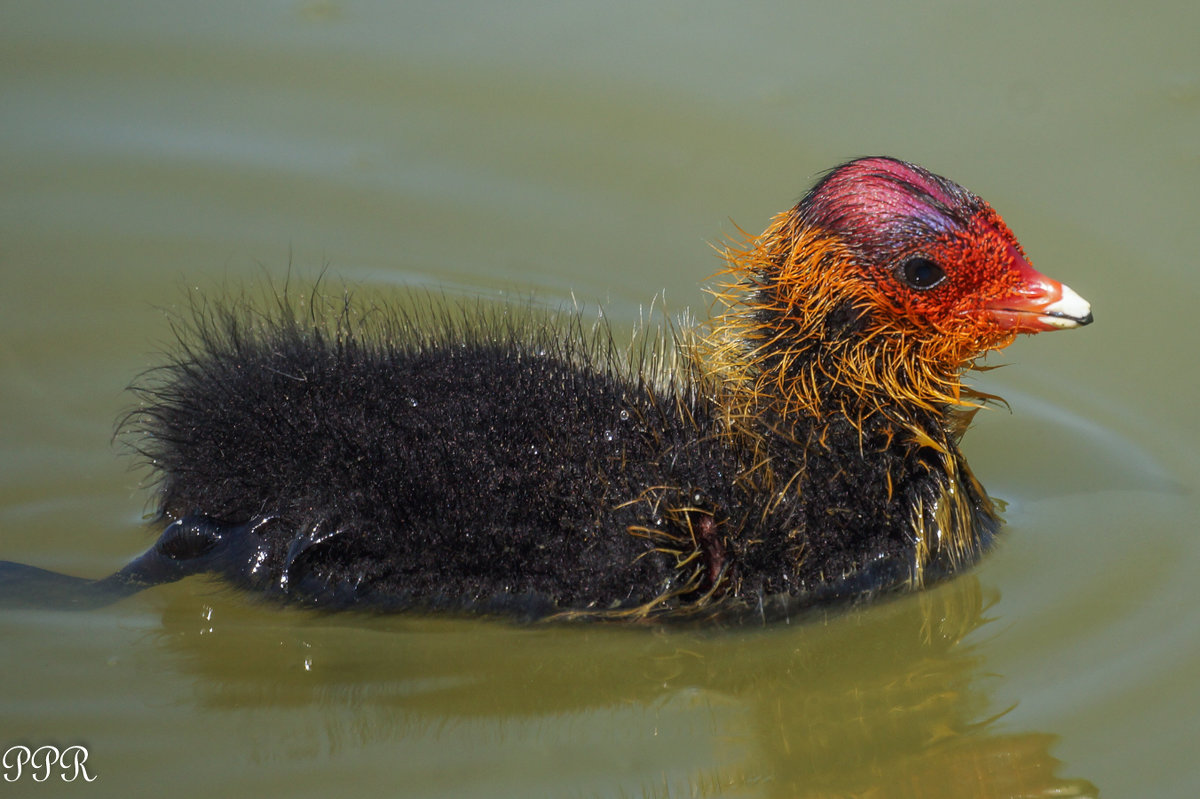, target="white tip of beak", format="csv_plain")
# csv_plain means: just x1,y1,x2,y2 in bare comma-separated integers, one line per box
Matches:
1040,283,1093,329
